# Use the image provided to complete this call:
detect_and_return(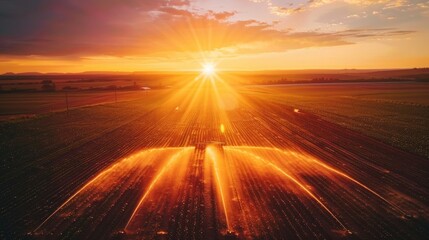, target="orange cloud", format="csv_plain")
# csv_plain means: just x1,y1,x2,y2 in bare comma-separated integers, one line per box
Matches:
0,0,422,72
0,4,413,59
